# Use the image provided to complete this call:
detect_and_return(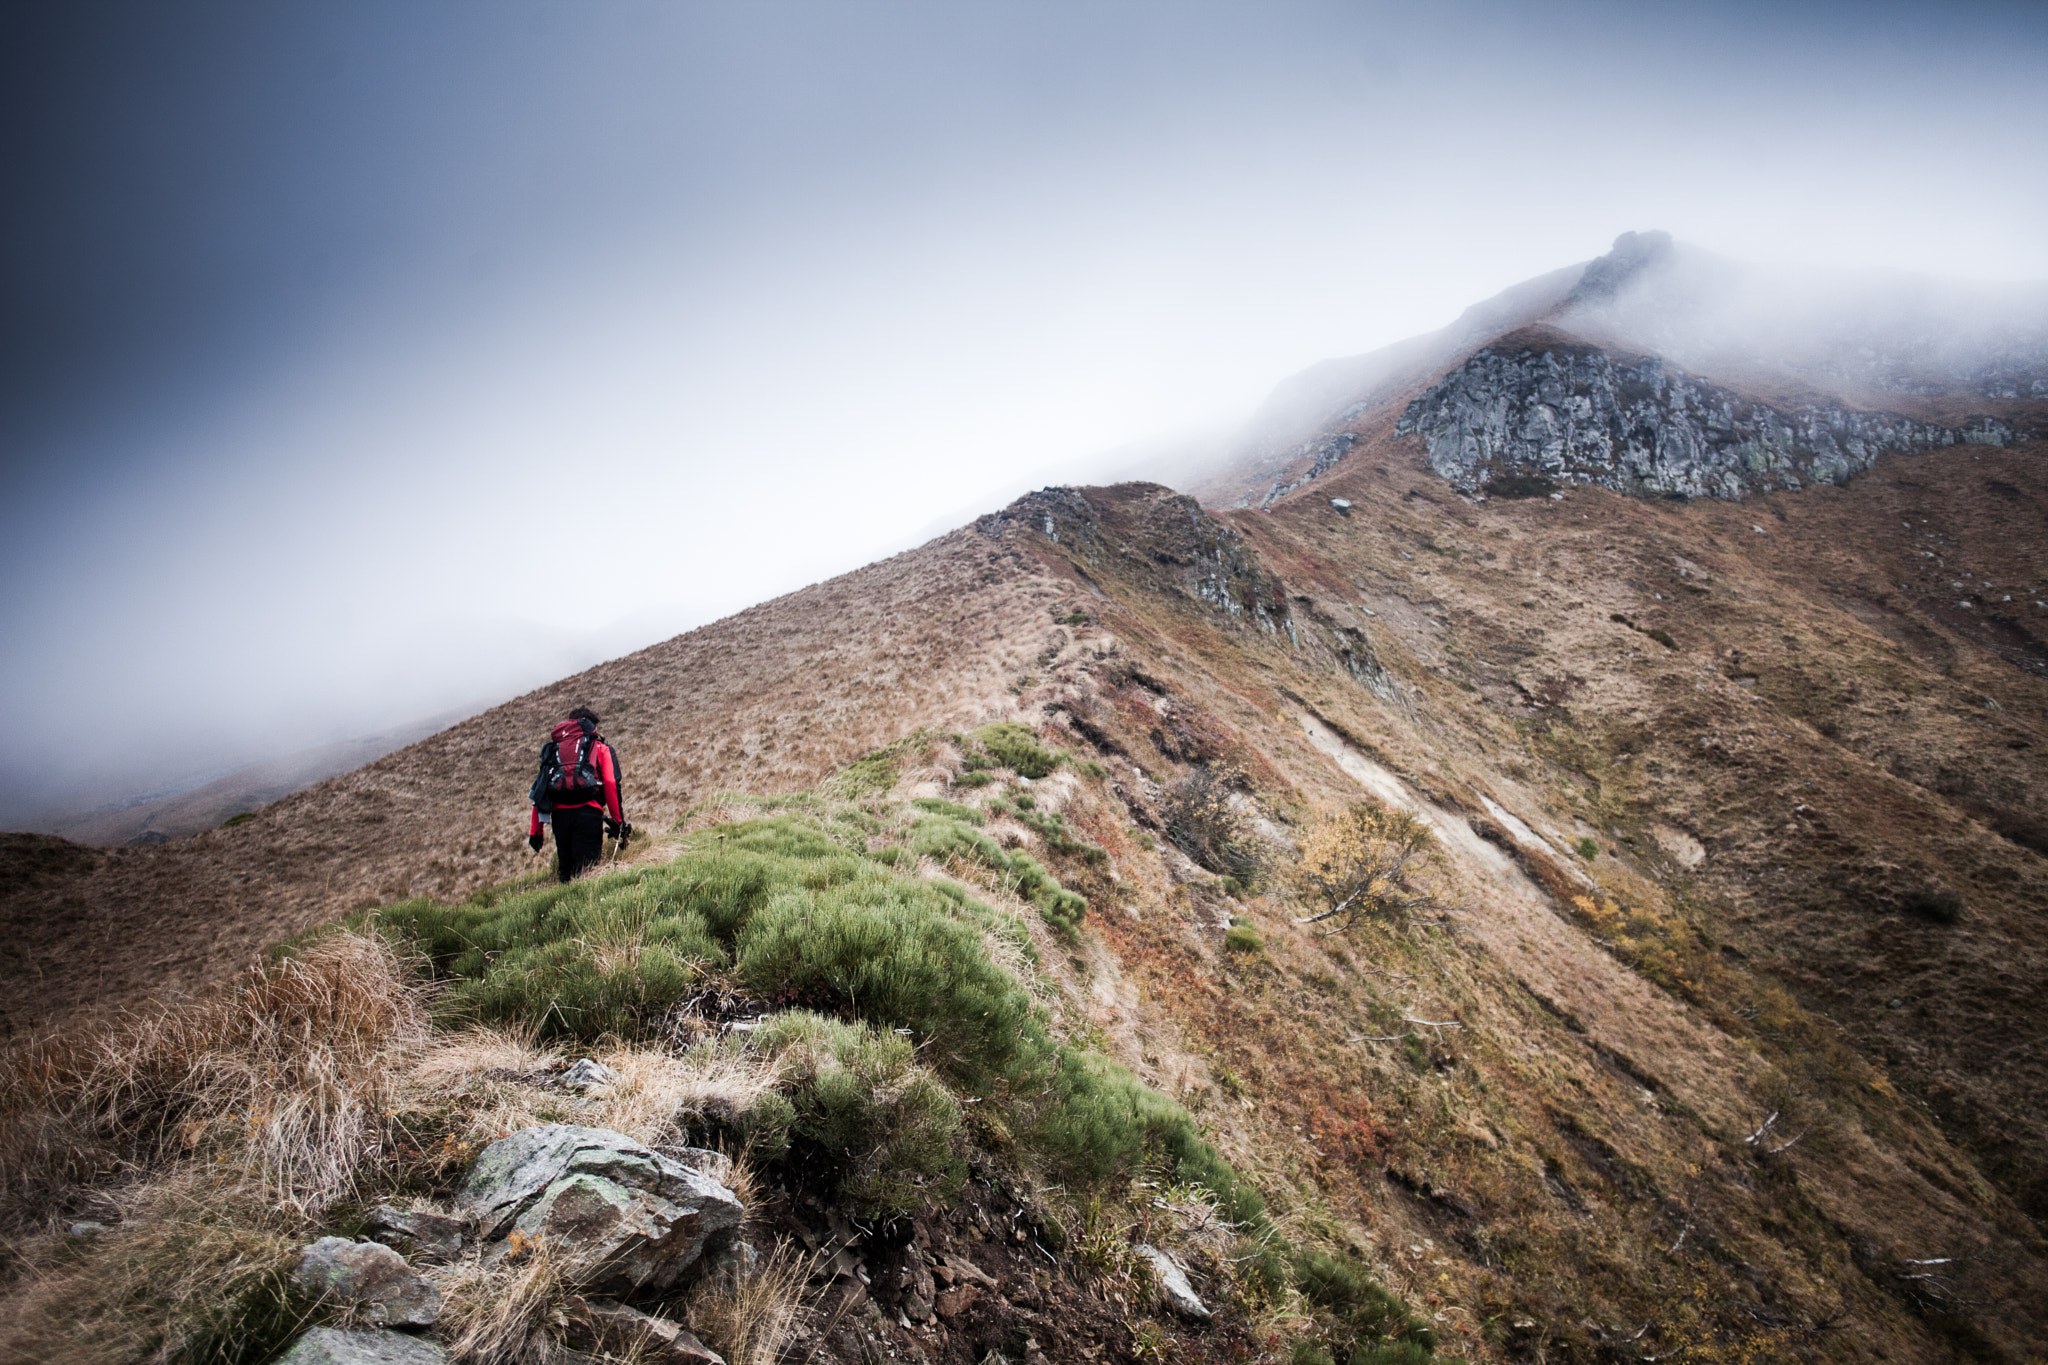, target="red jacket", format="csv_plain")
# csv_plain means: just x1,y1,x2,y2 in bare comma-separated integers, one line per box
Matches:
530,738,623,836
